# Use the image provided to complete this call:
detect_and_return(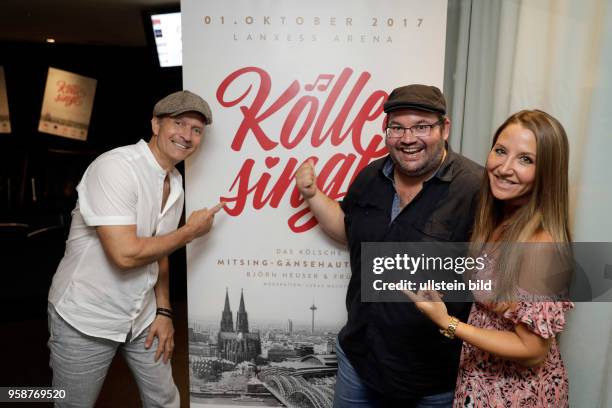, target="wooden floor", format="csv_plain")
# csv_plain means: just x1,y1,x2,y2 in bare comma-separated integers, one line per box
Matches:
0,301,191,408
